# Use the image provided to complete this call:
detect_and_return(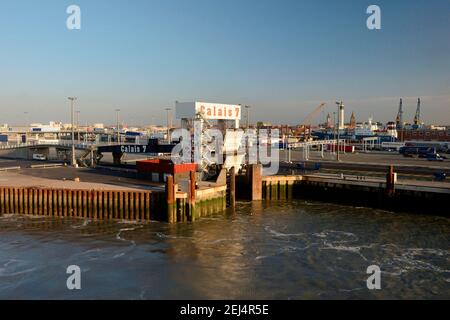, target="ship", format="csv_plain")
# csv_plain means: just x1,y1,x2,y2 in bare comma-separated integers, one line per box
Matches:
312,118,398,143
